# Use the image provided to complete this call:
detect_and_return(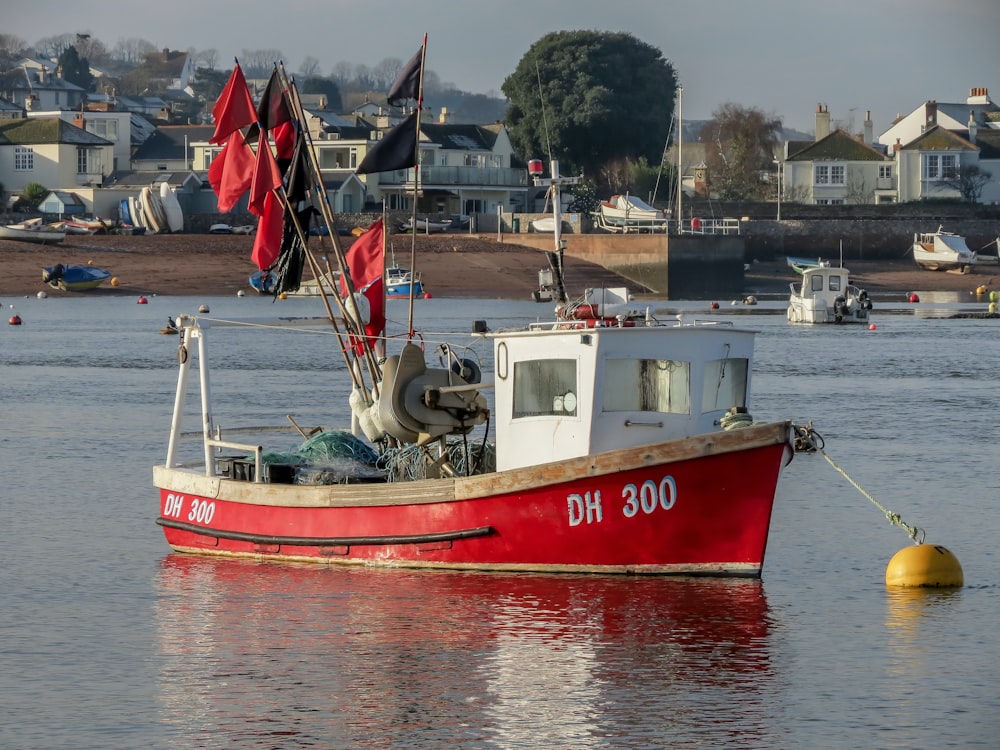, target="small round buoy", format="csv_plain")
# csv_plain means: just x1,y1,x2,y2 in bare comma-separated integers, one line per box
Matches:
36,291,47,299
237,290,246,297
198,304,210,313
886,544,964,588
975,285,988,296
908,293,920,303
111,277,120,287
709,301,719,310
424,292,432,299
9,314,22,325
868,323,877,330
87,259,94,266
137,296,148,305
991,290,999,303
279,292,288,300
989,302,998,314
